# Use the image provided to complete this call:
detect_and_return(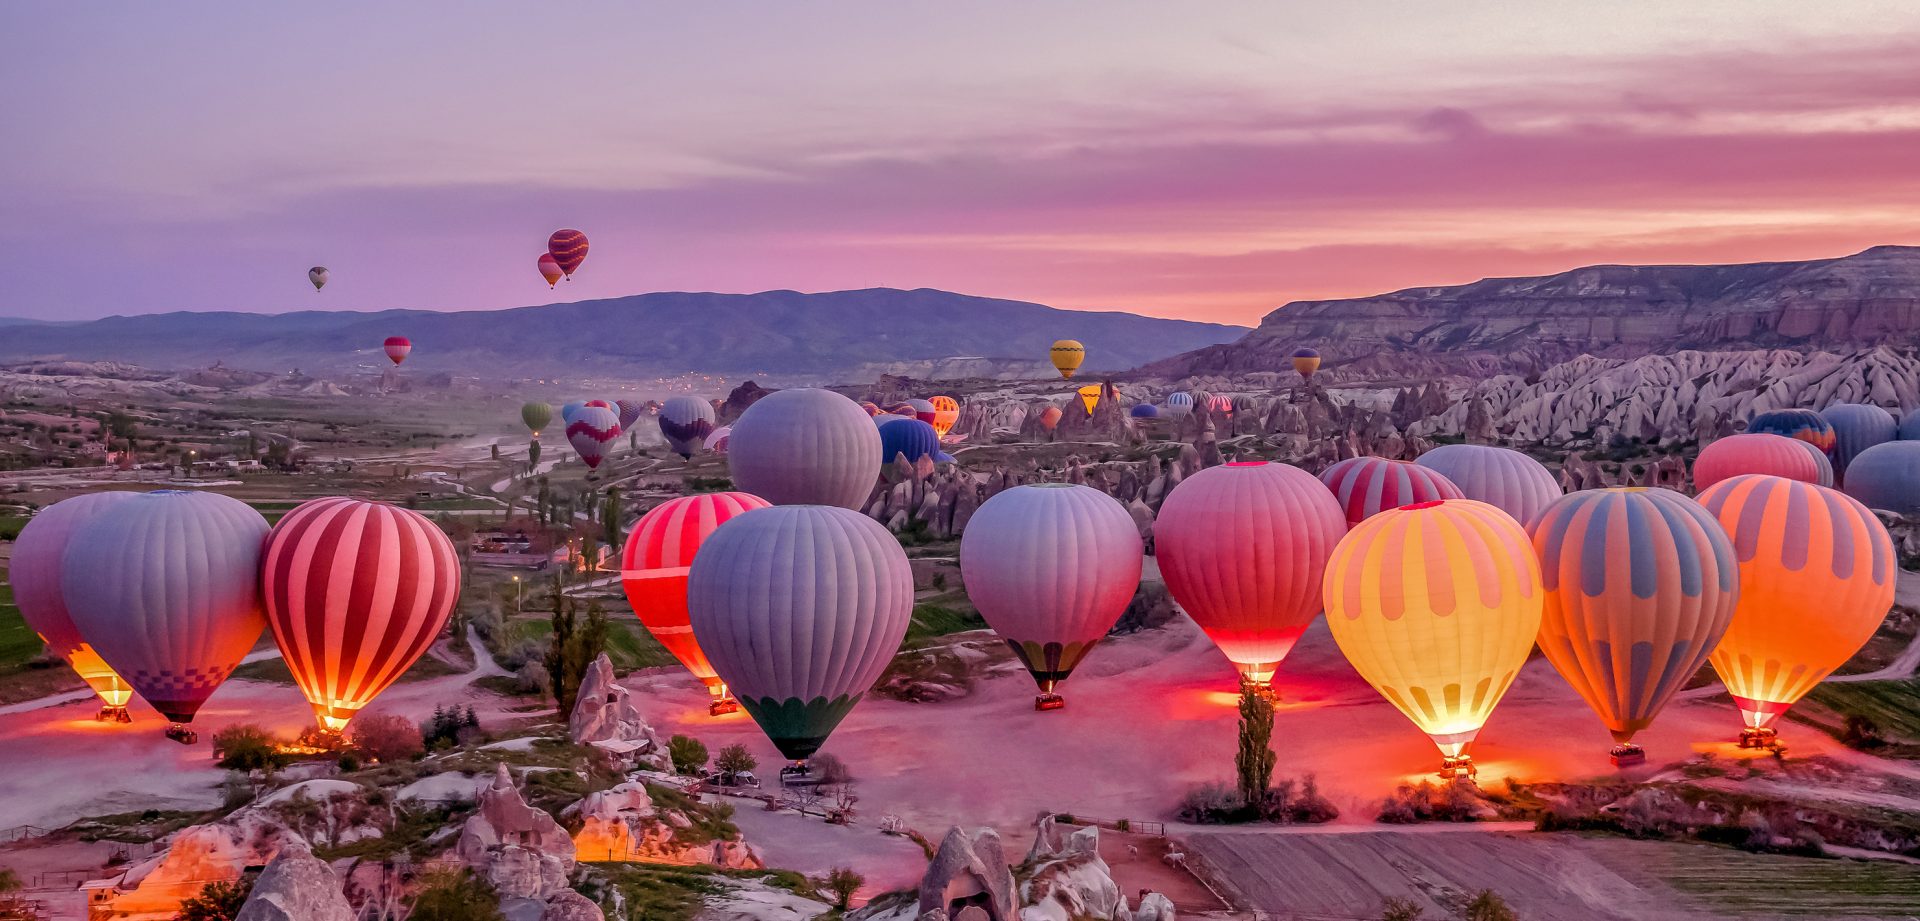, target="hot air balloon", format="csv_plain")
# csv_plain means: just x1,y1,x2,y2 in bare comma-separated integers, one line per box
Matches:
567,405,621,471
10,492,140,721
1841,441,1920,515
1900,411,1920,442
1206,395,1233,416
538,253,563,288
622,492,771,714
1076,384,1101,415
729,389,881,510
1746,408,1835,456
901,399,937,427
548,229,589,278
858,401,882,417
962,485,1143,709
871,412,911,429
383,336,412,366
1821,403,1897,486
616,400,646,432
1130,403,1159,419
877,417,953,467
1415,444,1561,528
1693,433,1831,492
1697,475,1895,749
1050,340,1085,379
262,498,460,731
1157,462,1348,690
1323,499,1542,777
309,267,329,292
687,506,912,765
1318,456,1464,527
1291,347,1320,380
521,402,553,437
1039,405,1063,432
929,396,960,437
61,491,270,743
659,396,717,459
1164,392,1193,417
583,399,614,411
1530,488,1738,764
561,401,589,424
